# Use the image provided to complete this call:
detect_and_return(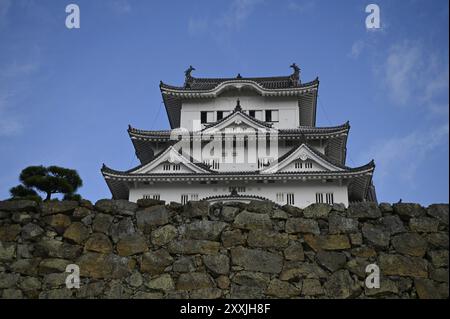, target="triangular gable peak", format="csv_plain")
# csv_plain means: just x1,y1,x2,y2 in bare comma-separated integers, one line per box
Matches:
132,146,210,174
261,144,345,174
202,111,275,135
